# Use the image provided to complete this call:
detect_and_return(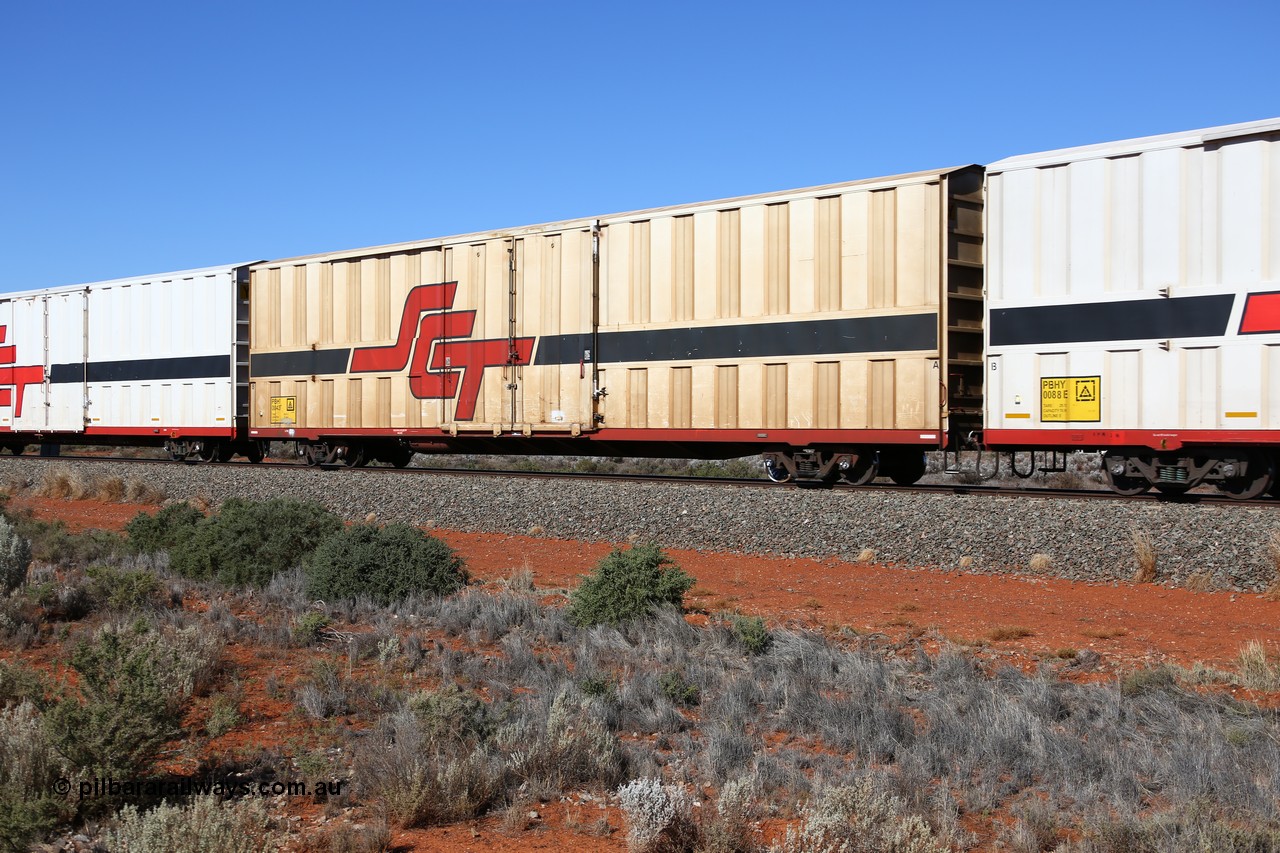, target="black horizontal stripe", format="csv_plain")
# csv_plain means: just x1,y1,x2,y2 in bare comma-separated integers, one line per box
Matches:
49,355,232,384
989,294,1234,347
535,313,938,366
250,349,352,377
